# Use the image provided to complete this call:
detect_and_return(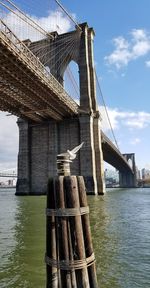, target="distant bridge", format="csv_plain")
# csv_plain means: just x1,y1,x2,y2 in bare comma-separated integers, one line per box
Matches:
0,172,17,178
